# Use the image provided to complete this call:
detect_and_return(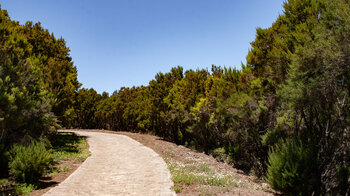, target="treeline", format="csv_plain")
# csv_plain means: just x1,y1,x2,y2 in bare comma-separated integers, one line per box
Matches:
72,0,349,195
0,6,80,180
